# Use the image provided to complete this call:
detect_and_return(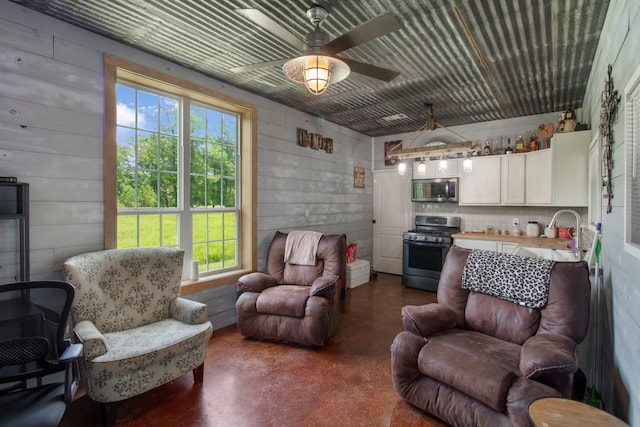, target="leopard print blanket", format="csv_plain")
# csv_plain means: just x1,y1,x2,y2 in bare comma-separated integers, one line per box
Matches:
461,249,555,308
